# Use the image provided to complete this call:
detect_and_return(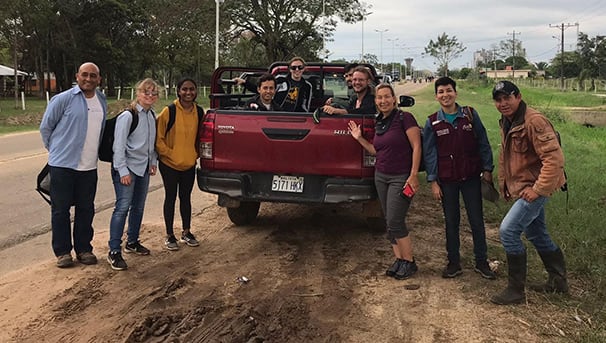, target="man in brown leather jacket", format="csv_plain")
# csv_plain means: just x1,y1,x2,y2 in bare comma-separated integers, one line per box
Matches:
490,81,569,305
